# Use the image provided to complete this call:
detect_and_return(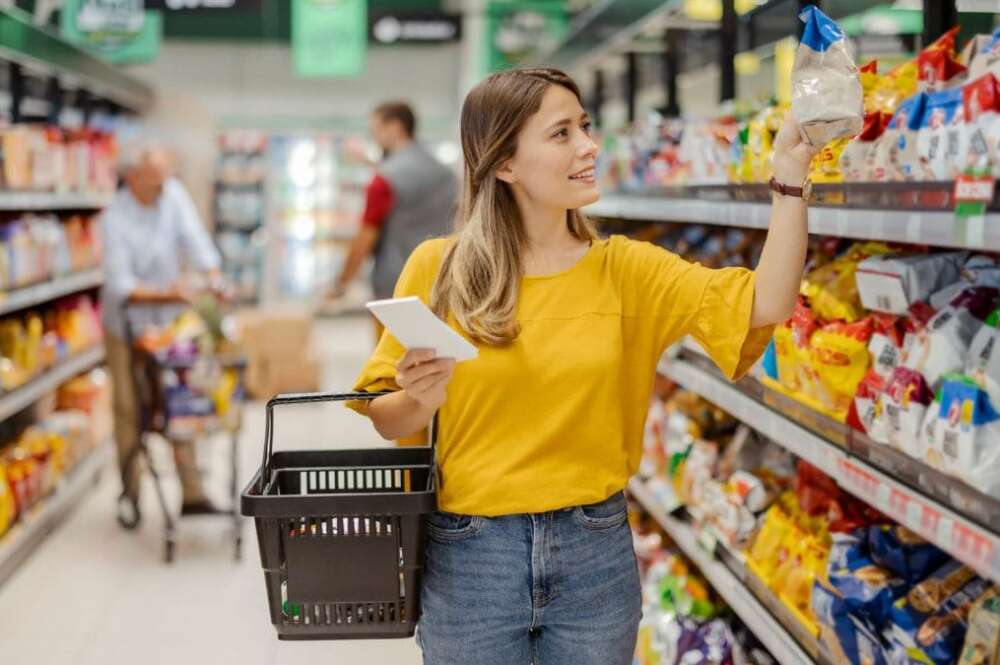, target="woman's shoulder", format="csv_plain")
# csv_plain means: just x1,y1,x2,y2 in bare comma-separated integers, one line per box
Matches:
410,237,451,267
